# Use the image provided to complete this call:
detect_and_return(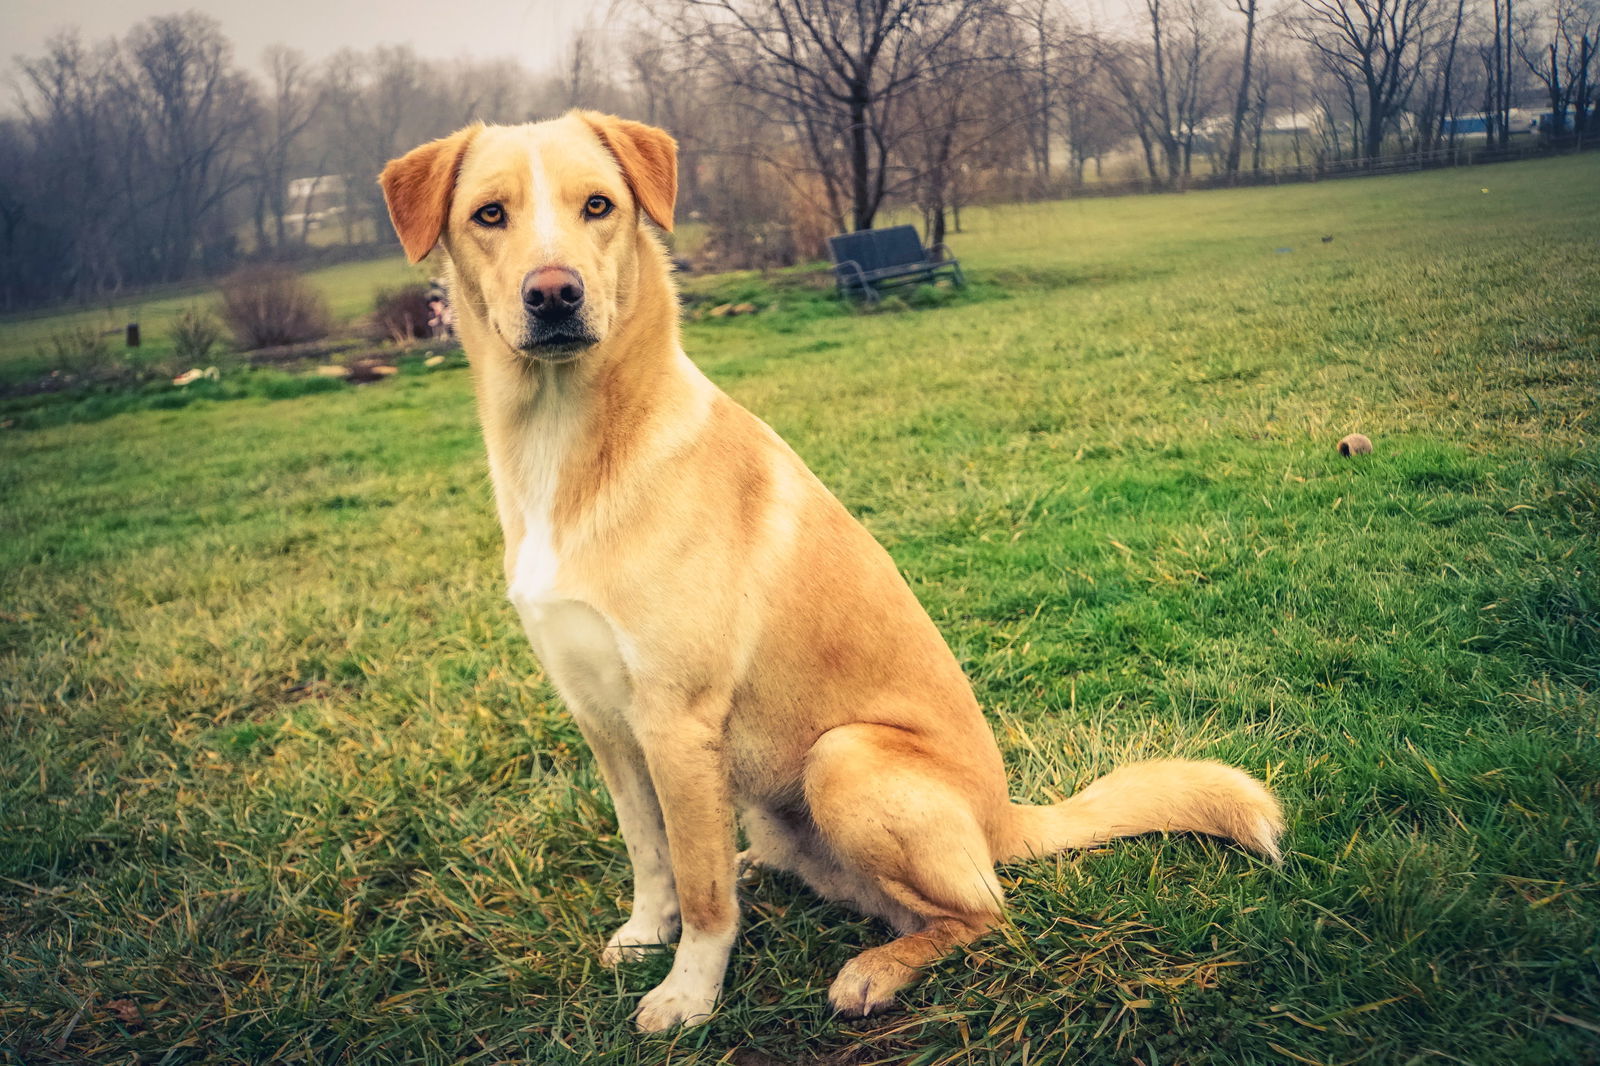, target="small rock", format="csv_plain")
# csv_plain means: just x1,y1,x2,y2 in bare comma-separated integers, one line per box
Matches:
104,998,143,1029
371,365,399,377
313,364,348,378
1337,433,1373,456
424,354,446,367
709,303,735,317
731,302,758,315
